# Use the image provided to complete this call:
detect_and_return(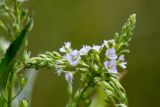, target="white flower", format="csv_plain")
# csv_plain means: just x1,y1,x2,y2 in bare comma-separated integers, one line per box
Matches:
103,39,115,48
92,45,102,52
118,55,127,69
60,42,71,53
79,45,91,55
118,55,125,61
